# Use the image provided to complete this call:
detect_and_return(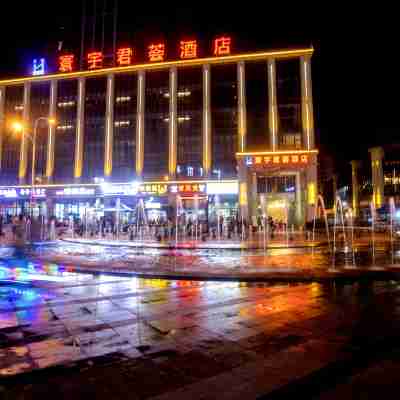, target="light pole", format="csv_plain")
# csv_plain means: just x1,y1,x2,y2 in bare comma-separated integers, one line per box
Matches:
12,117,56,217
